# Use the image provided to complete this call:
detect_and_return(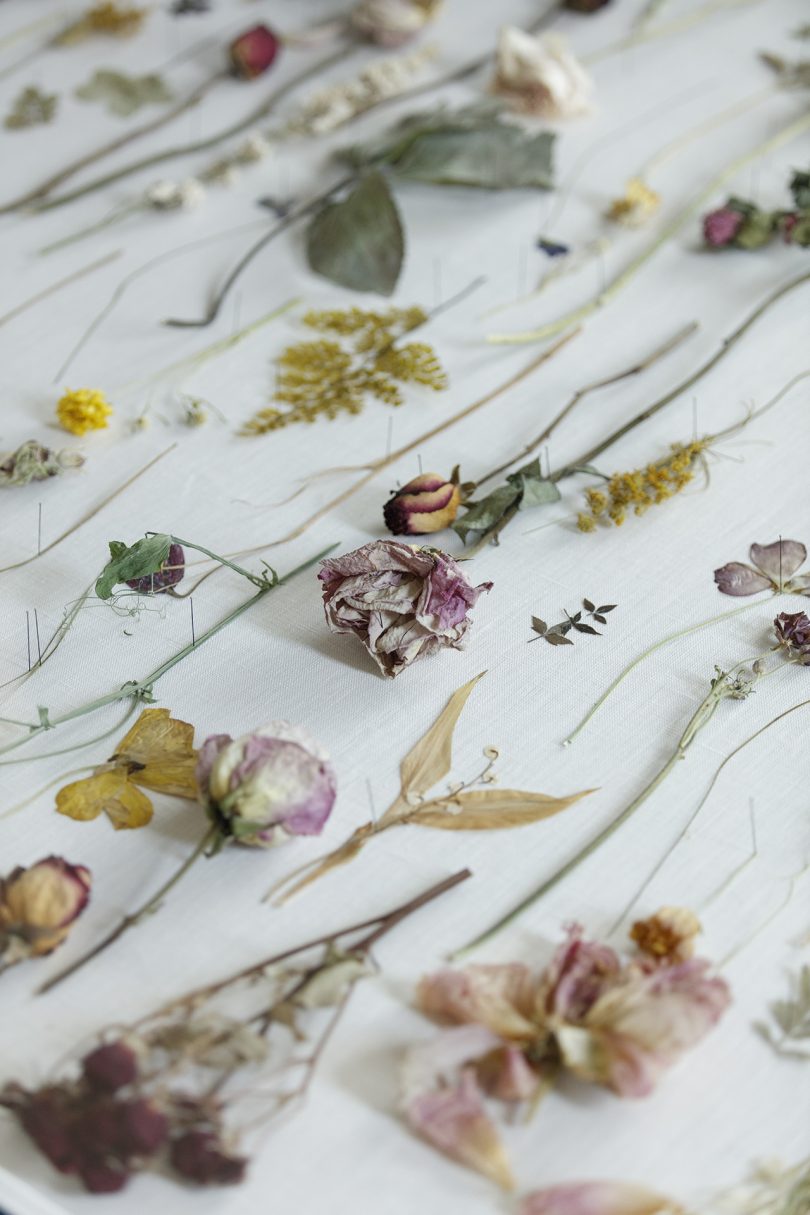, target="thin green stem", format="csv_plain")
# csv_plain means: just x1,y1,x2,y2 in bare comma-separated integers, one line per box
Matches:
38,202,141,256
563,599,766,745
0,701,138,771
164,535,271,588
37,826,220,995
487,110,810,345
